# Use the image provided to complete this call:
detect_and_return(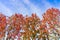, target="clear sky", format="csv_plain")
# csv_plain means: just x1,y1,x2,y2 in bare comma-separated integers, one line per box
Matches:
0,0,60,19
